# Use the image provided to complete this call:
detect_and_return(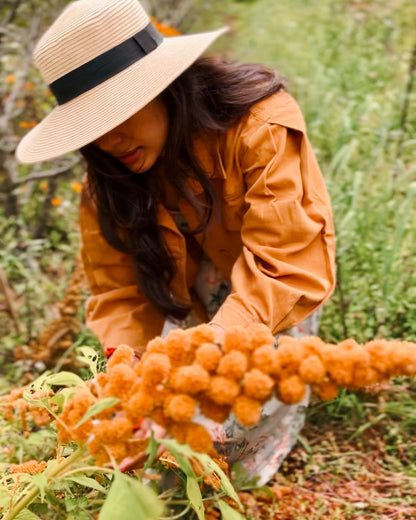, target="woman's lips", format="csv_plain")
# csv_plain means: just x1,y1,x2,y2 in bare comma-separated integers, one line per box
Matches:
118,146,143,165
